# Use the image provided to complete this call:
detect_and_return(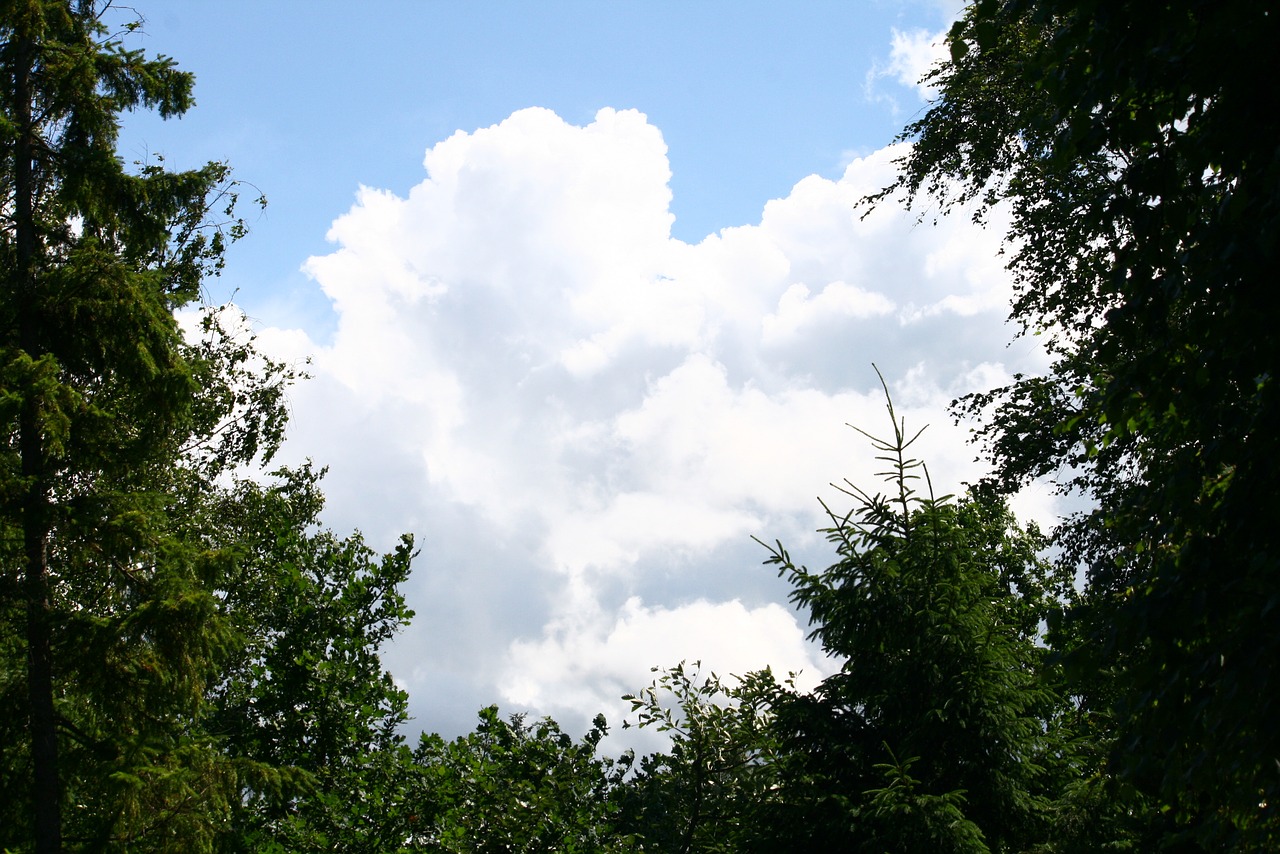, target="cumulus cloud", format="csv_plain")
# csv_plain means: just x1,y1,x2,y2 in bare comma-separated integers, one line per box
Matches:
505,597,830,738
260,105,1049,739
